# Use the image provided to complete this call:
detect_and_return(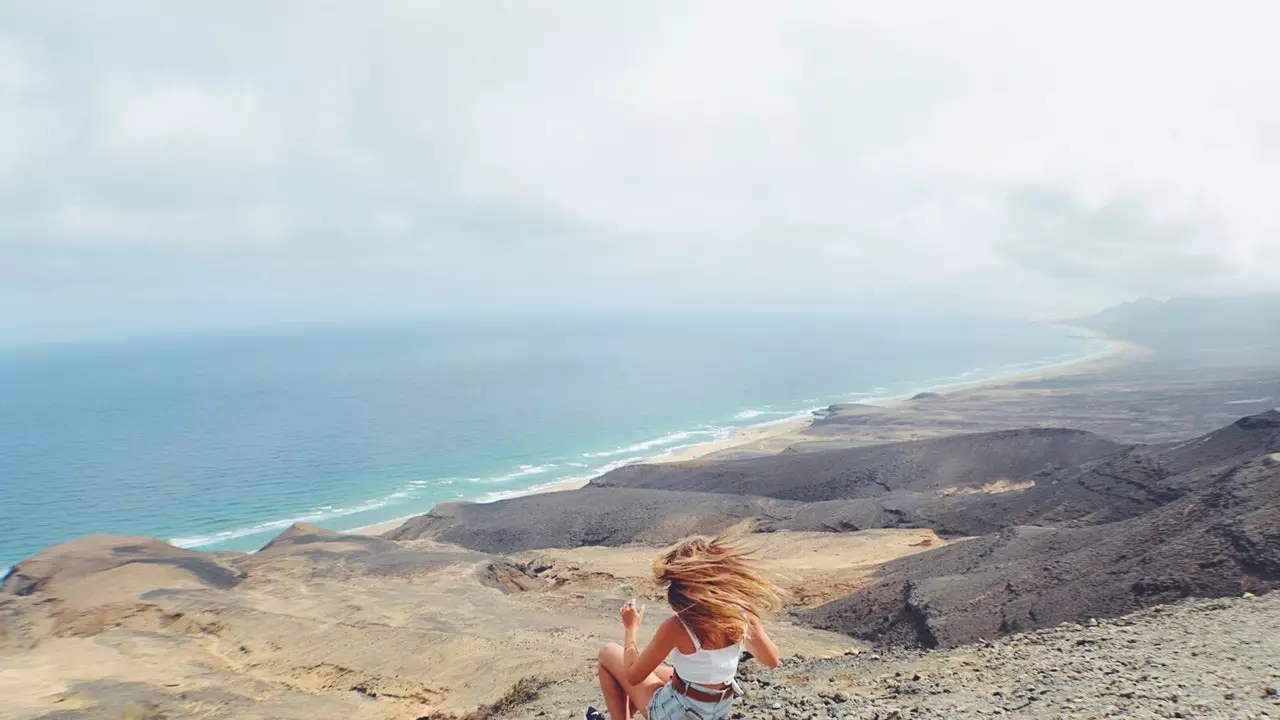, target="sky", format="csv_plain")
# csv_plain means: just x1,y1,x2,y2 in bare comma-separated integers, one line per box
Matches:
2,1,1278,342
